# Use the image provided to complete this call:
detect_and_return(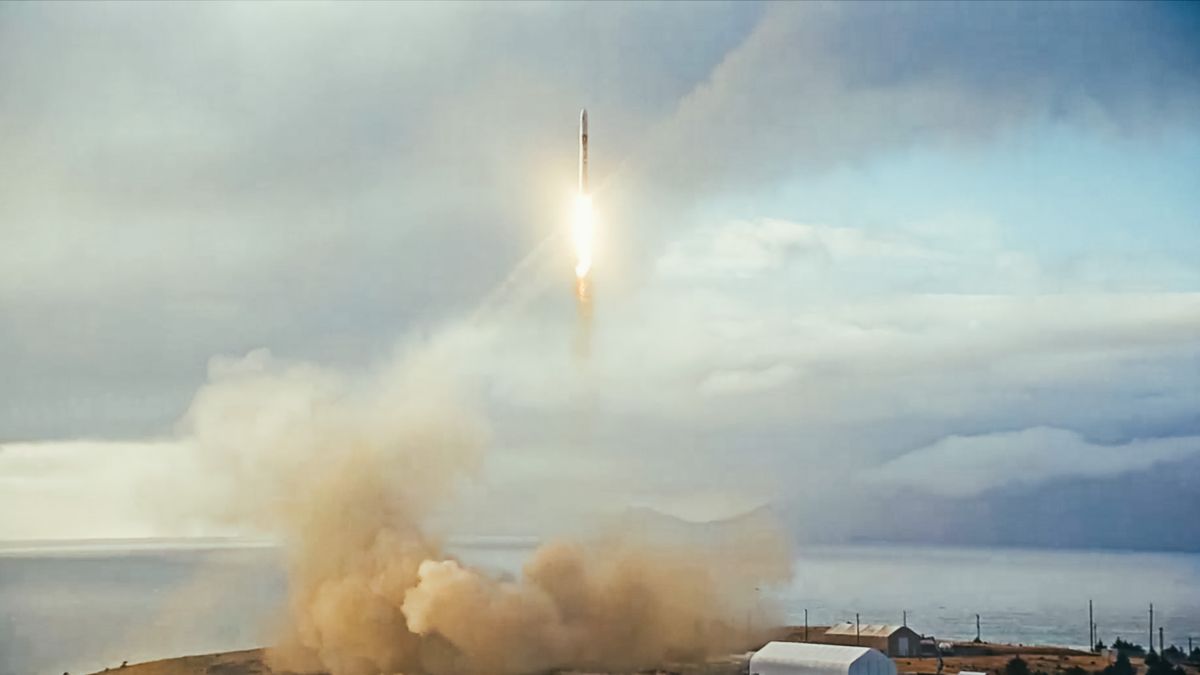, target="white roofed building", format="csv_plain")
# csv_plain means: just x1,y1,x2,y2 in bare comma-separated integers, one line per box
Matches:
822,623,922,657
749,642,897,675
